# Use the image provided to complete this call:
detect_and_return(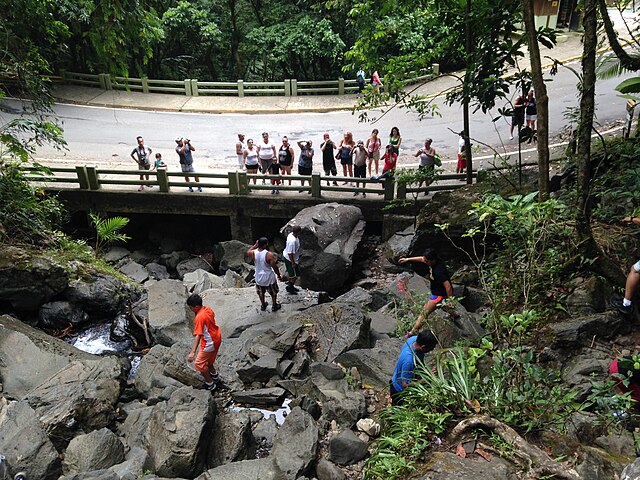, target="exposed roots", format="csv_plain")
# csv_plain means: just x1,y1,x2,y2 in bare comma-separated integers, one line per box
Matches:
450,415,580,480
